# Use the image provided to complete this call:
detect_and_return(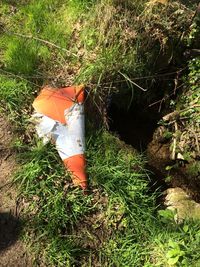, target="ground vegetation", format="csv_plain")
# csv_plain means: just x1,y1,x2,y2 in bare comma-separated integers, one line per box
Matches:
0,0,200,266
